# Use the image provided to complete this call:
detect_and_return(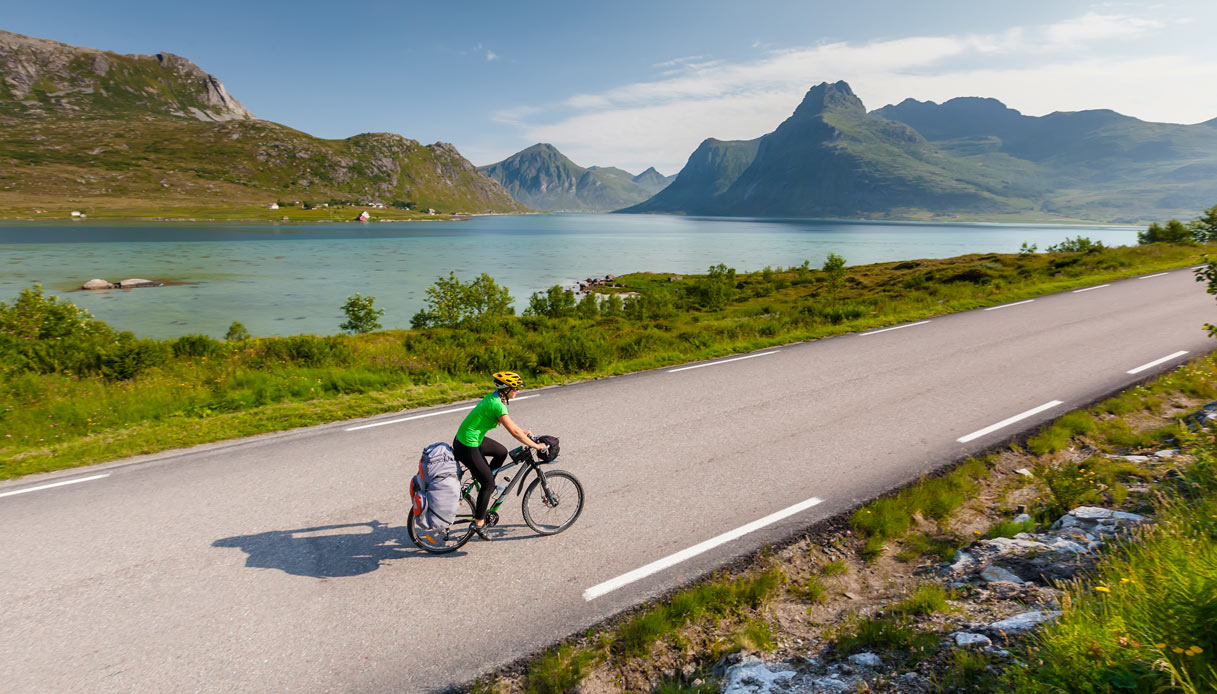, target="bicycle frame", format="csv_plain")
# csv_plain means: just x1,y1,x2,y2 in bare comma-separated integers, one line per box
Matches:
456,446,558,521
